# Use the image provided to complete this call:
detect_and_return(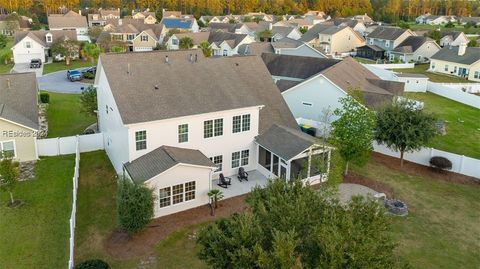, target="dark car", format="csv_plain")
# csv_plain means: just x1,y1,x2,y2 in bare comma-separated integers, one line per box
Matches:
30,58,42,68
67,70,82,82
81,66,96,76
